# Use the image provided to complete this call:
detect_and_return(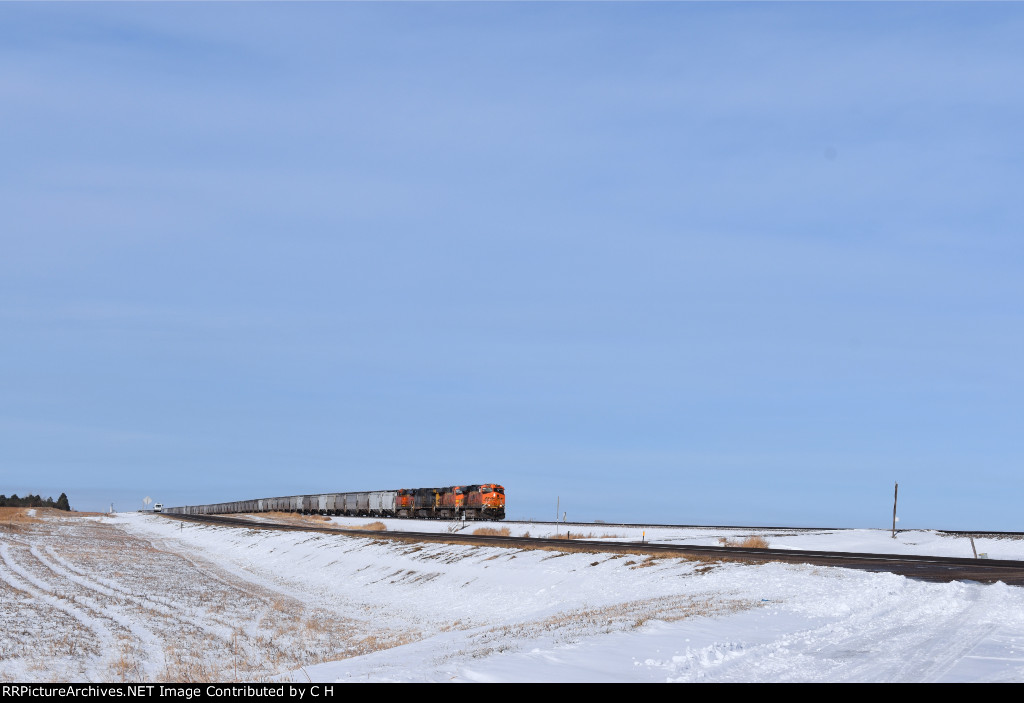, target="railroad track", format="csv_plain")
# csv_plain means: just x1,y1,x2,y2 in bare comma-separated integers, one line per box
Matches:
163,513,1024,586
516,519,1024,538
